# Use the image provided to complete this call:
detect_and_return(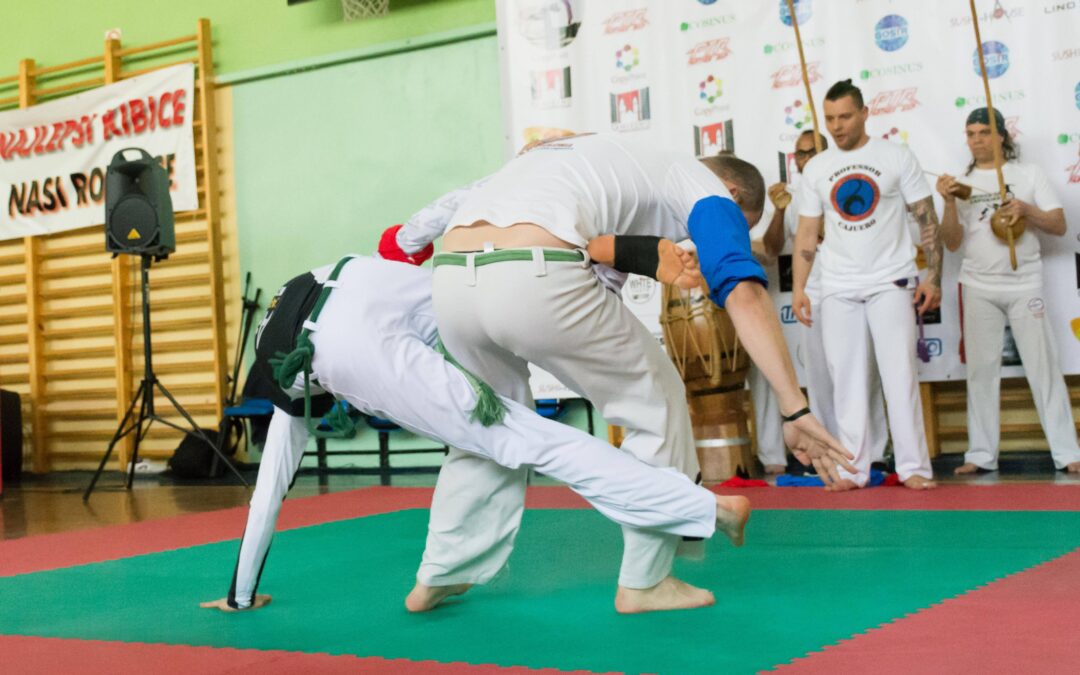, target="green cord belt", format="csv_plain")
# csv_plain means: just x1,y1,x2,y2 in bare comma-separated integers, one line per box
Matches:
433,249,585,267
